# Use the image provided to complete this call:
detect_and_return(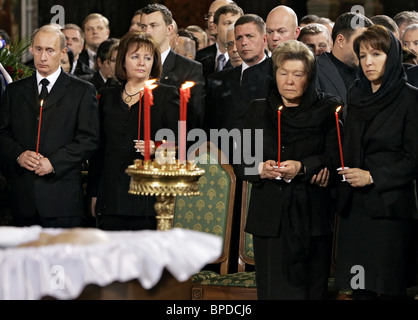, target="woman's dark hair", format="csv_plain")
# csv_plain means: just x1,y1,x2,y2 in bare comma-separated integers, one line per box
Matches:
353,25,391,59
115,32,162,82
